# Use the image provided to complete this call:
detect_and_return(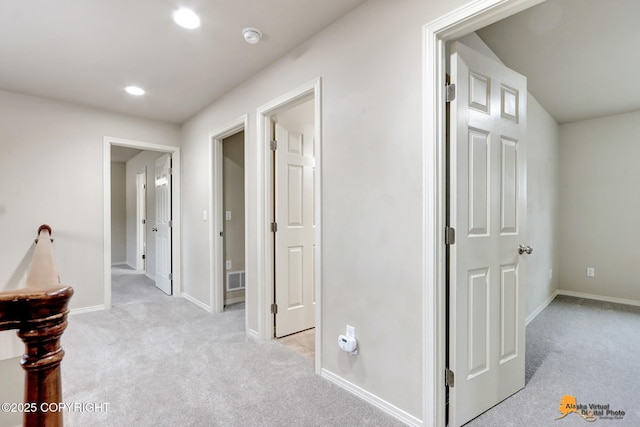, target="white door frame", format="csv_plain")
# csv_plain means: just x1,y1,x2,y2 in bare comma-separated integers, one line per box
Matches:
257,78,322,374
422,0,545,425
103,137,182,309
209,116,249,317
